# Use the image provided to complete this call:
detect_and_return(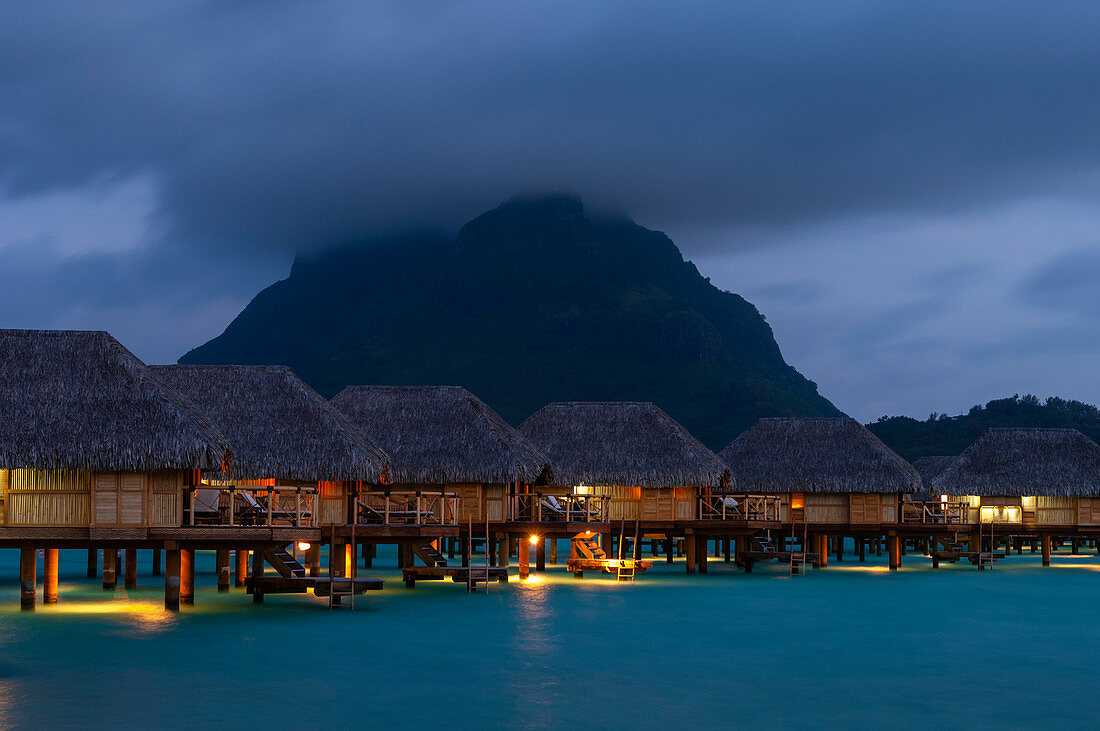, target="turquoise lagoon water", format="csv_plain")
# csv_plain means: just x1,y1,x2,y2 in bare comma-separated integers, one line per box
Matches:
1,542,1099,729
